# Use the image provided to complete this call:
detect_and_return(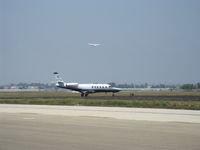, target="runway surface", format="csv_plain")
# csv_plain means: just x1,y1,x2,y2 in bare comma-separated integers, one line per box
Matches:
1,112,200,150
0,104,200,123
